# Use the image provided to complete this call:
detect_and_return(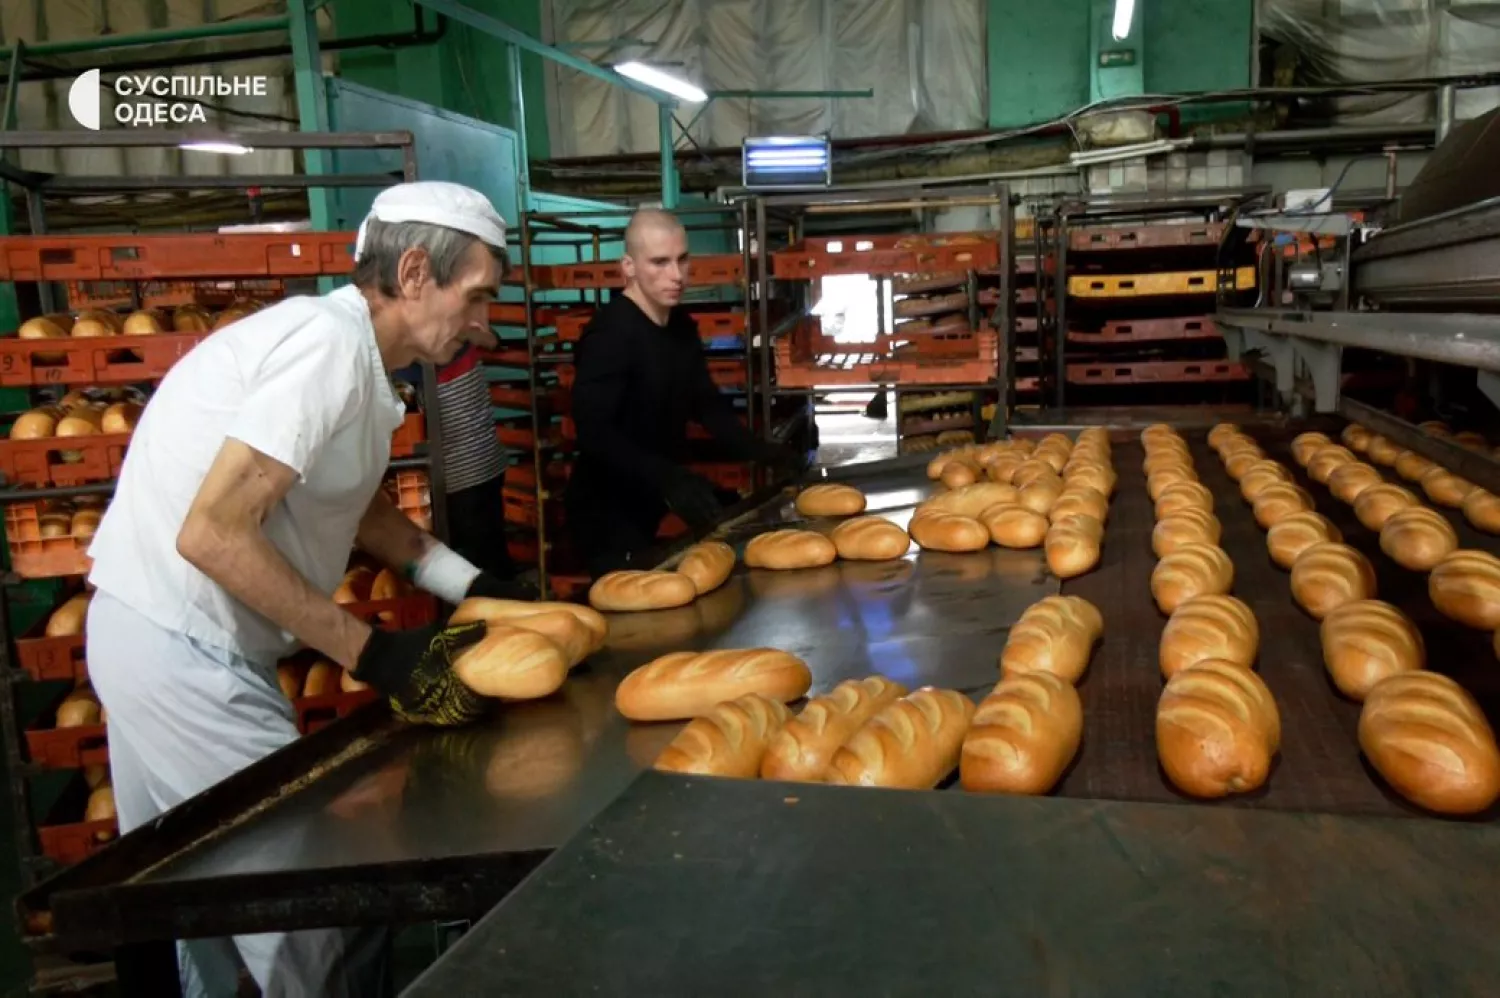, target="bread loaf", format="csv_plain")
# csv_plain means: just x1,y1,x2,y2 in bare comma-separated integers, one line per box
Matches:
1307,445,1357,484
69,311,116,339
1016,476,1063,515
1061,462,1116,498
172,305,212,333
1327,462,1384,504
1047,484,1108,524
653,694,793,778
1290,542,1377,620
1154,481,1214,520
830,516,911,561
341,670,369,693
1462,489,1500,534
927,447,975,480
1291,432,1333,466
1366,434,1402,466
909,512,990,552
917,481,1016,519
56,691,101,728
100,401,141,435
1354,483,1419,531
1011,459,1059,488
451,597,608,668
999,595,1104,685
122,309,164,336
1238,461,1293,502
70,508,101,540
10,408,60,440
45,593,90,637
1140,423,1179,446
302,659,340,697
1455,430,1488,449
1420,467,1477,508
794,483,866,518
1380,506,1458,571
1428,549,1500,629
823,688,976,789
676,540,736,594
1207,423,1240,450
1044,518,1102,579
985,454,1023,484
1251,483,1315,529
1143,450,1192,477
980,503,1049,549
1152,508,1222,557
446,623,568,700
85,785,116,835
1394,450,1436,482
940,459,982,489
1147,465,1198,502
1319,600,1424,701
588,570,698,611
1418,420,1451,437
39,508,71,538
960,672,1082,795
1266,511,1341,569
1341,423,1372,452
333,566,375,604
1359,672,1500,814
1150,543,1234,613
1157,659,1280,798
744,530,838,570
616,648,812,721
276,662,304,700
1159,594,1259,678
1223,450,1268,482
760,676,908,782
18,314,71,341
